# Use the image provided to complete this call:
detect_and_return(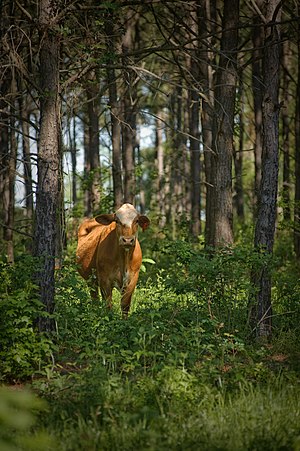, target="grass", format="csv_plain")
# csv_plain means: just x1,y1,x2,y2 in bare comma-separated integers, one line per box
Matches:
29,263,300,450
1,241,300,450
